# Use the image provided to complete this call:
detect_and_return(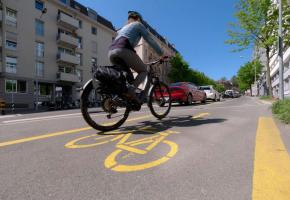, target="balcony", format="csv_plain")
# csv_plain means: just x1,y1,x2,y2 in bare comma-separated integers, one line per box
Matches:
57,33,78,48
57,13,79,30
57,72,80,83
284,68,290,79
57,52,80,65
272,78,279,87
